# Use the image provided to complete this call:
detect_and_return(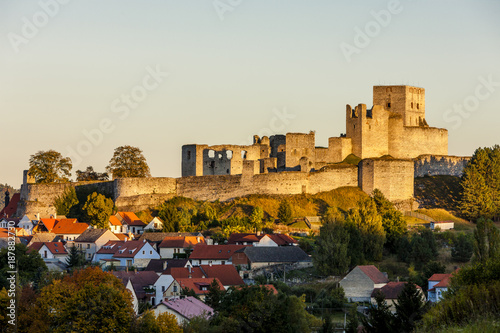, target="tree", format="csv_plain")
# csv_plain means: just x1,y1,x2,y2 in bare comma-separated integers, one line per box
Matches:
76,166,109,181
156,312,182,333
157,204,180,232
278,199,293,224
250,206,264,231
37,267,134,332
82,192,114,229
394,283,427,333
65,245,86,271
361,290,395,333
54,187,79,215
28,150,72,183
0,243,47,290
106,145,151,179
451,233,474,262
204,278,224,310
372,189,407,252
313,222,350,276
473,217,500,263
